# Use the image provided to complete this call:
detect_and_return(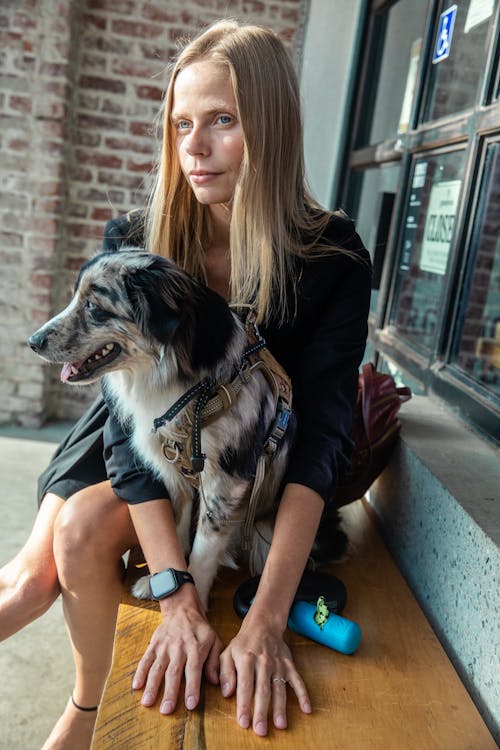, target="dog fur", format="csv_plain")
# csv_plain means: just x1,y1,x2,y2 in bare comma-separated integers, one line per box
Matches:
29,249,297,608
